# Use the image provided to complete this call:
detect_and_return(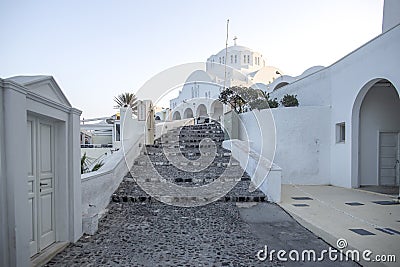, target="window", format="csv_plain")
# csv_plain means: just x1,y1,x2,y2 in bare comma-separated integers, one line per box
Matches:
234,55,237,63
231,55,233,63
219,57,221,64
115,123,120,142
336,122,345,143
247,55,250,64
244,55,246,63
